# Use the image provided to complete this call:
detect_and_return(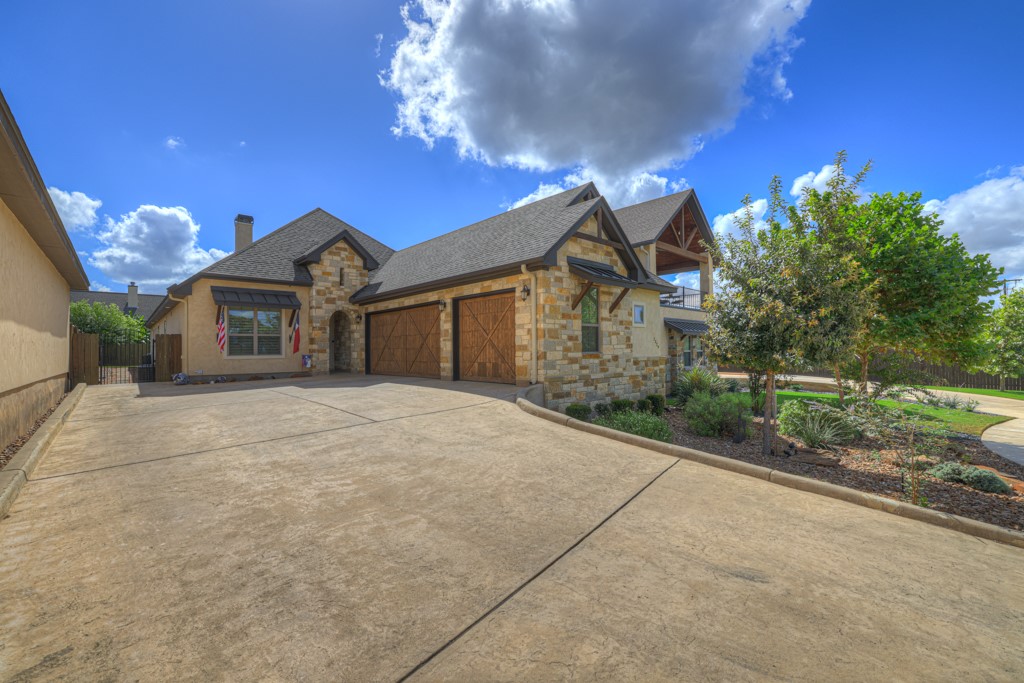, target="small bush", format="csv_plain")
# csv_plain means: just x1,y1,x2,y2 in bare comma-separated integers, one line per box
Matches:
788,383,803,392
593,402,612,418
724,379,740,393
674,367,726,403
611,398,635,413
922,393,979,412
566,403,592,421
636,398,653,413
646,394,666,416
777,400,859,448
683,391,751,438
594,410,673,443
927,462,1012,494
